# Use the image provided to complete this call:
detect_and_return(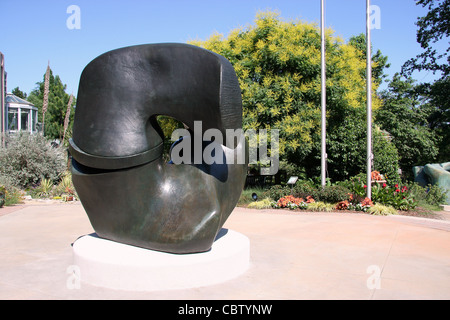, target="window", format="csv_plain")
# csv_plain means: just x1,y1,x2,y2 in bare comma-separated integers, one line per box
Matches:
21,109,30,131
8,109,18,131
32,109,37,132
